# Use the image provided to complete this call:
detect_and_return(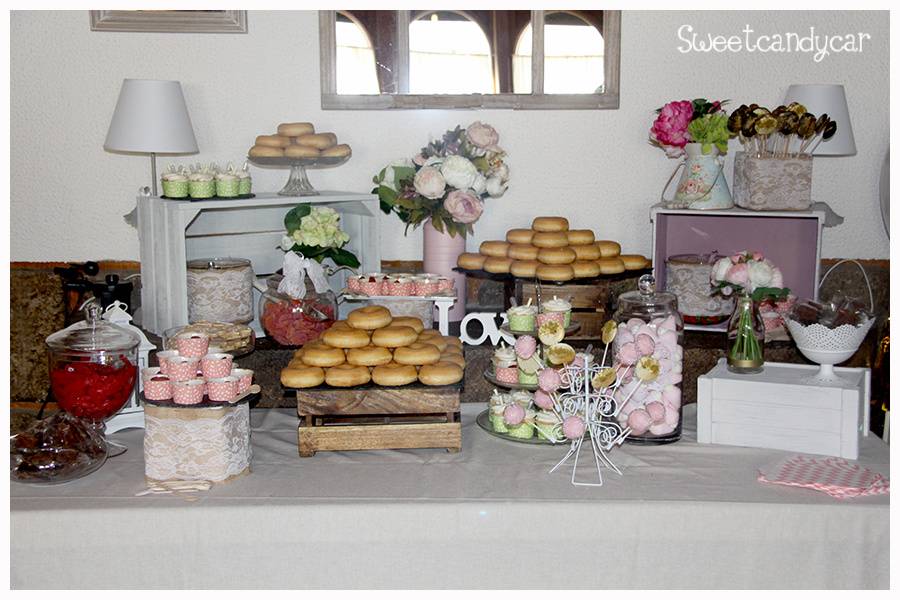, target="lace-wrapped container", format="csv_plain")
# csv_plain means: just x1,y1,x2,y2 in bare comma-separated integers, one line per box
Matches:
143,402,251,484
186,258,254,324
